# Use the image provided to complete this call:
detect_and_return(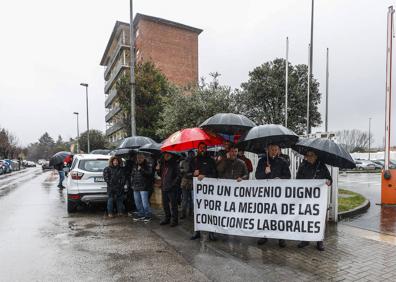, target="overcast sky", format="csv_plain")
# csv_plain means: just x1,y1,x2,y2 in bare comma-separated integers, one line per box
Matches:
0,0,393,147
